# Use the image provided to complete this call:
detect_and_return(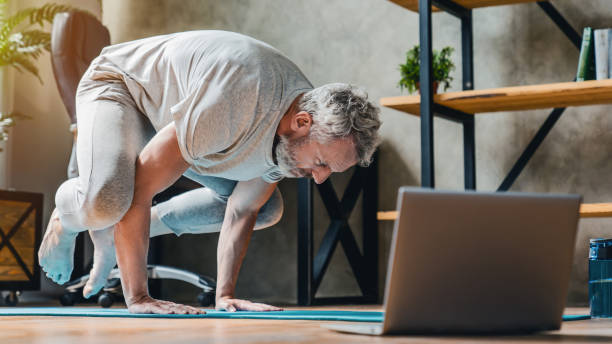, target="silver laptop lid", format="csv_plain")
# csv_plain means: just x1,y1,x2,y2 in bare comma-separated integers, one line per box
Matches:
382,187,581,334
